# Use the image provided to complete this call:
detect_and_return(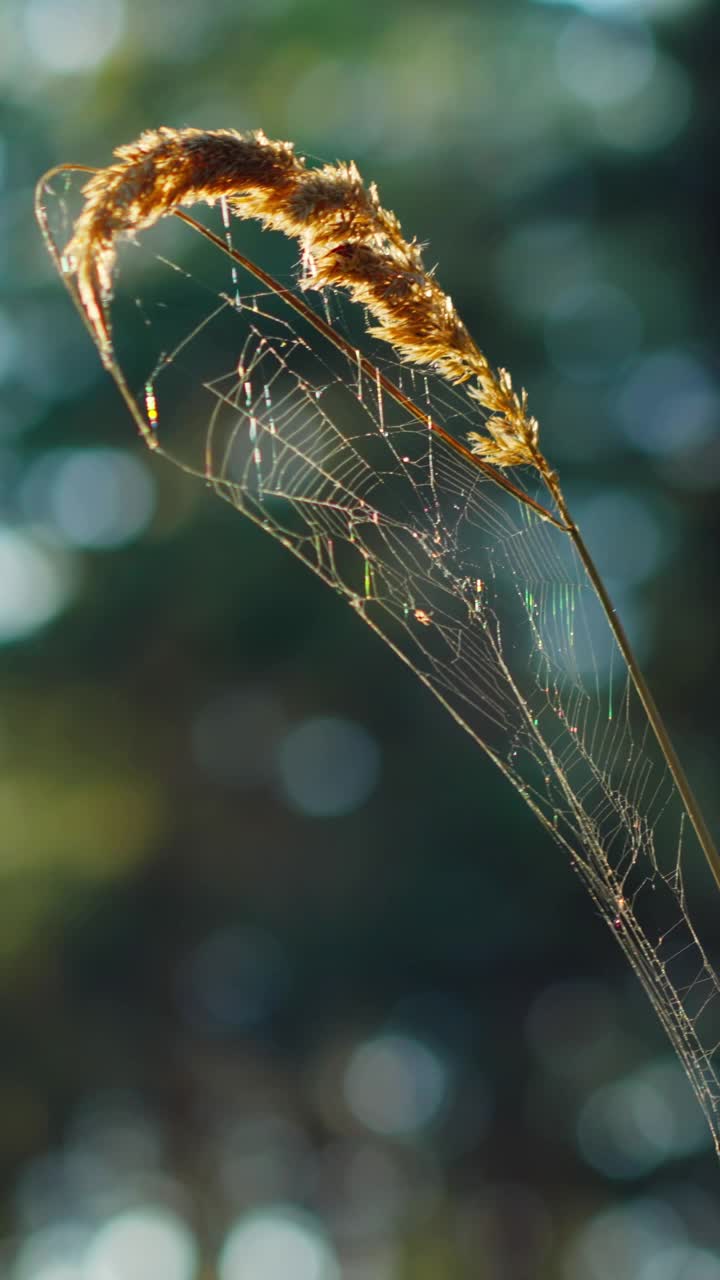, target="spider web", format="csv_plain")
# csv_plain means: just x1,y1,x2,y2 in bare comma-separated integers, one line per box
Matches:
39,169,720,1154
